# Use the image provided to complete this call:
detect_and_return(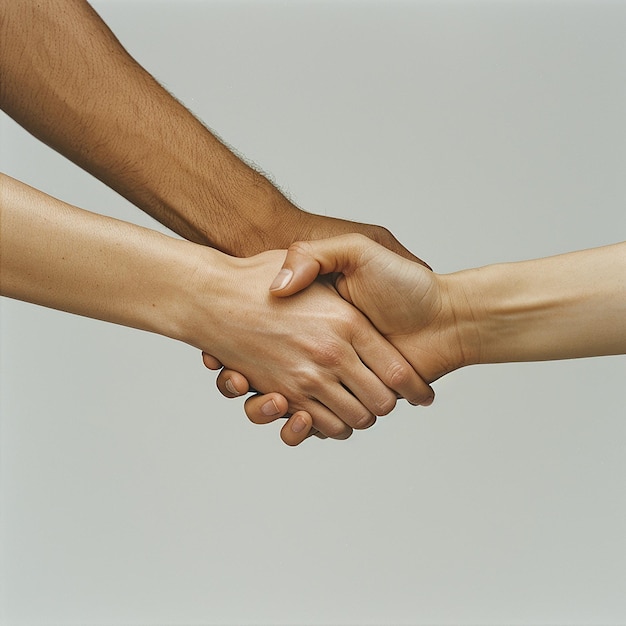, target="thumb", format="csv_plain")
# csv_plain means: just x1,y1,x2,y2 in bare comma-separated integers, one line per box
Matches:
269,235,373,297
